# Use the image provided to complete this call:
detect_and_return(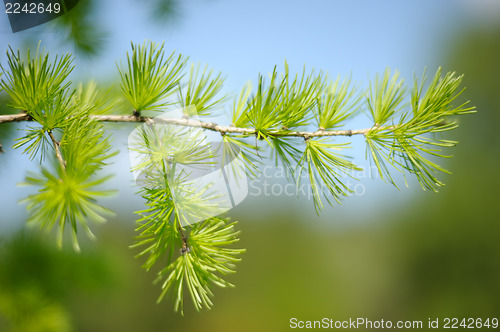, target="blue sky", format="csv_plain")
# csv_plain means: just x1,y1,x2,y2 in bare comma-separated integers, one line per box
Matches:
0,0,496,230
80,0,465,83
